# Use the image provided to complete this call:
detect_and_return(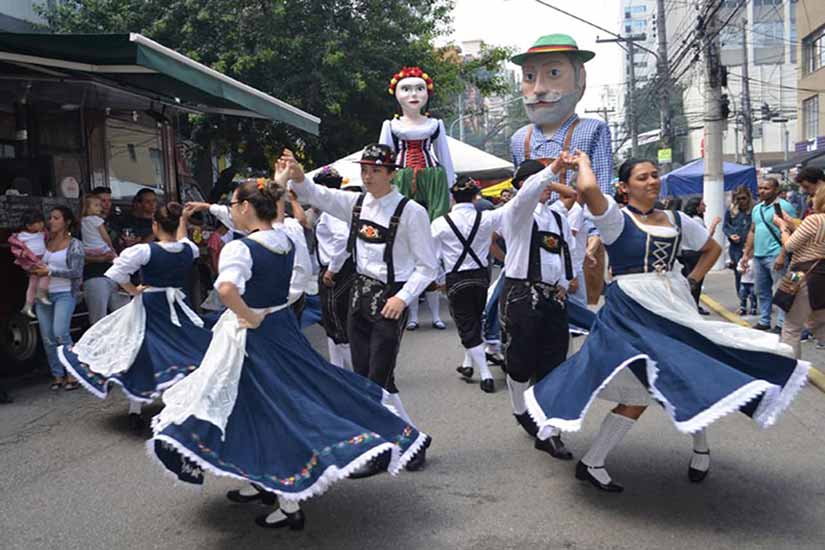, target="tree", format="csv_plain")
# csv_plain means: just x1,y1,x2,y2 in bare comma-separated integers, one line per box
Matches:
40,0,510,174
